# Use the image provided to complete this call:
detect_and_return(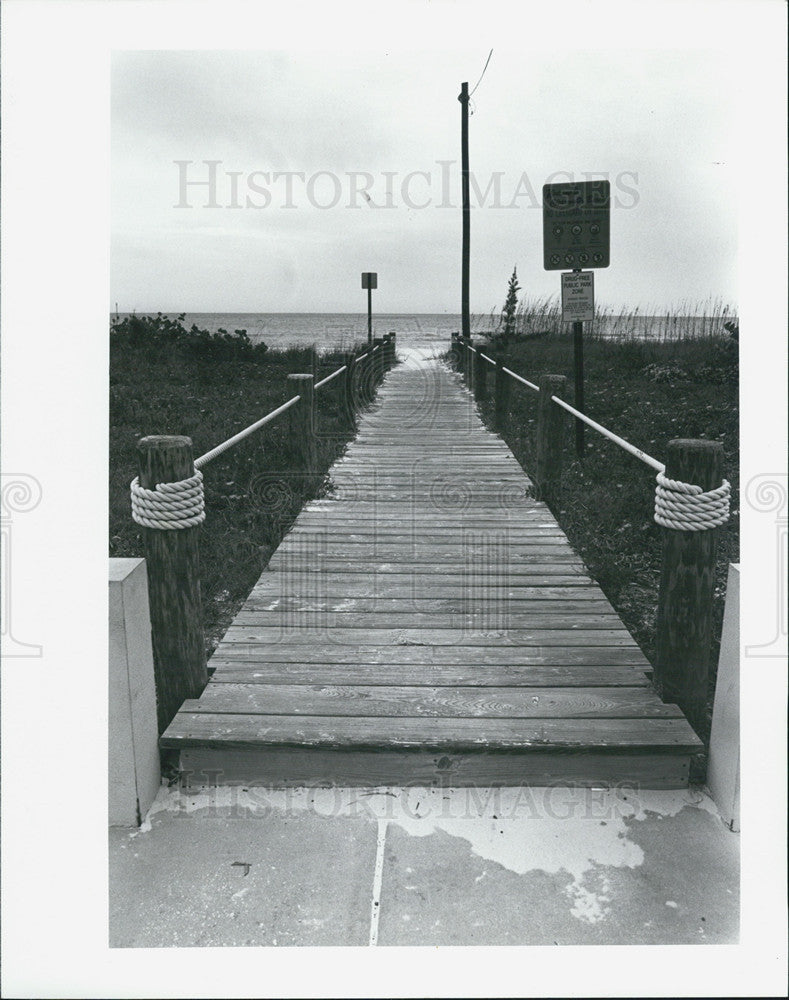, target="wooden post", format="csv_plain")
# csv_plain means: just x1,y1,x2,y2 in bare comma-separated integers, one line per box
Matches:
573,318,585,459
535,374,568,504
373,337,385,383
287,373,316,475
136,435,207,734
494,350,510,432
466,338,475,392
654,439,724,736
387,331,397,367
343,351,357,422
474,345,487,402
